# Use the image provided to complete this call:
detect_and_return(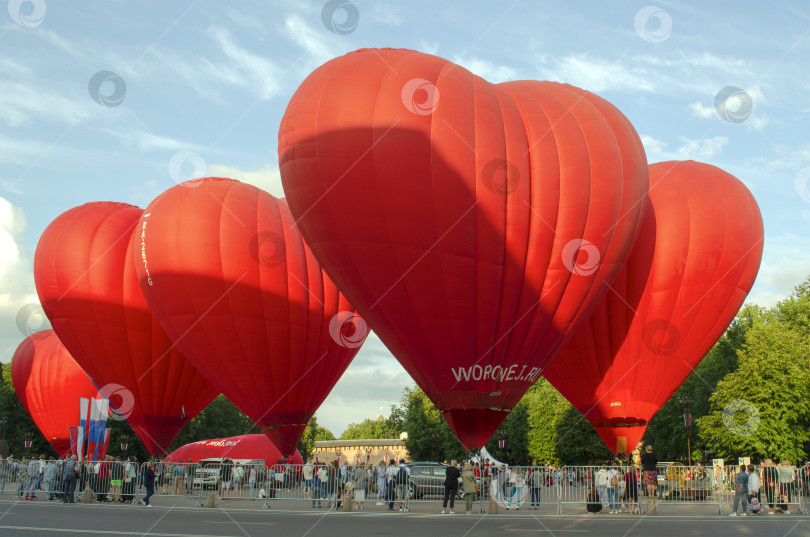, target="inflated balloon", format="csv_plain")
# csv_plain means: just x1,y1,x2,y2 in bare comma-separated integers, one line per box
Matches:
133,178,366,456
34,202,218,454
278,48,649,449
11,330,100,456
543,161,764,454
